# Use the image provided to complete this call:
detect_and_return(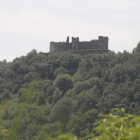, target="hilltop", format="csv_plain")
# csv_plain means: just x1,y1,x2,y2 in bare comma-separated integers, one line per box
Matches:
0,42,140,139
